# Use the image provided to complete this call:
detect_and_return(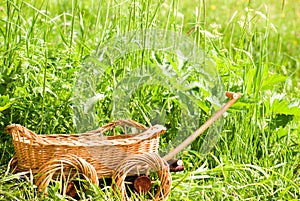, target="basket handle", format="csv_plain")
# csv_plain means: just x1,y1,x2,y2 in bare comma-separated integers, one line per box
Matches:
6,124,44,144
87,119,148,135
